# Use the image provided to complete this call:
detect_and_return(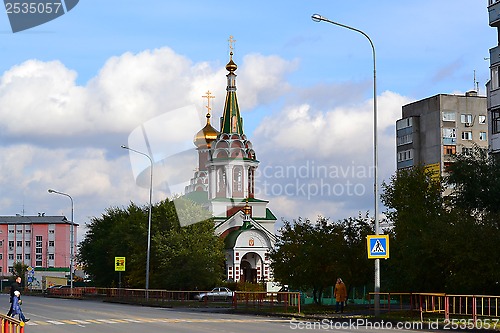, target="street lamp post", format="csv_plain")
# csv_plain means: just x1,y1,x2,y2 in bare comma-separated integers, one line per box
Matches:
48,189,74,296
311,13,380,316
121,145,153,301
